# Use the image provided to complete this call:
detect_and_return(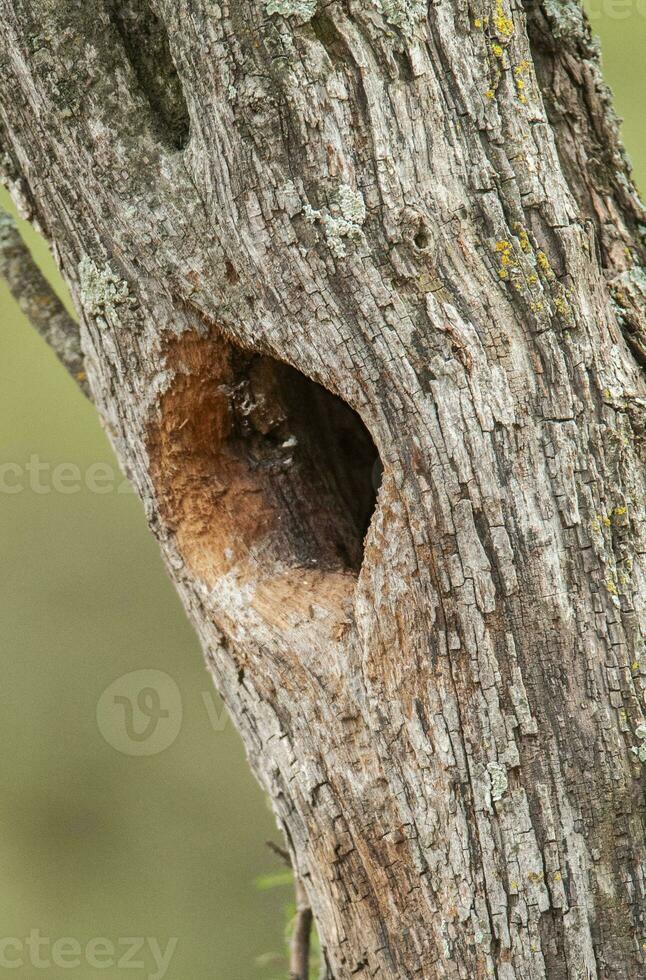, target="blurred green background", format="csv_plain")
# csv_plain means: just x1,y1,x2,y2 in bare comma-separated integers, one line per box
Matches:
0,7,643,979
